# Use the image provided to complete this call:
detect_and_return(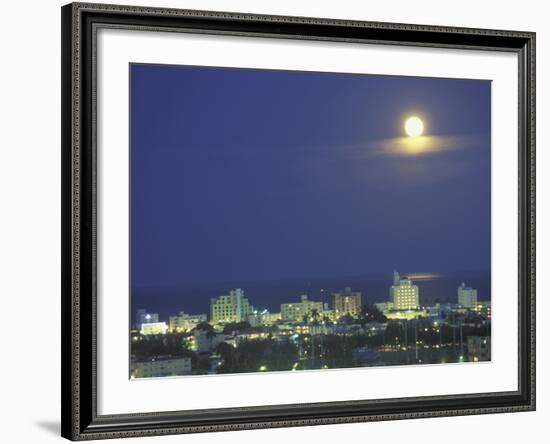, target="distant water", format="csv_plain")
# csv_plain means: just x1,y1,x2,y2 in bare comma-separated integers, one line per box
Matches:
131,272,491,323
